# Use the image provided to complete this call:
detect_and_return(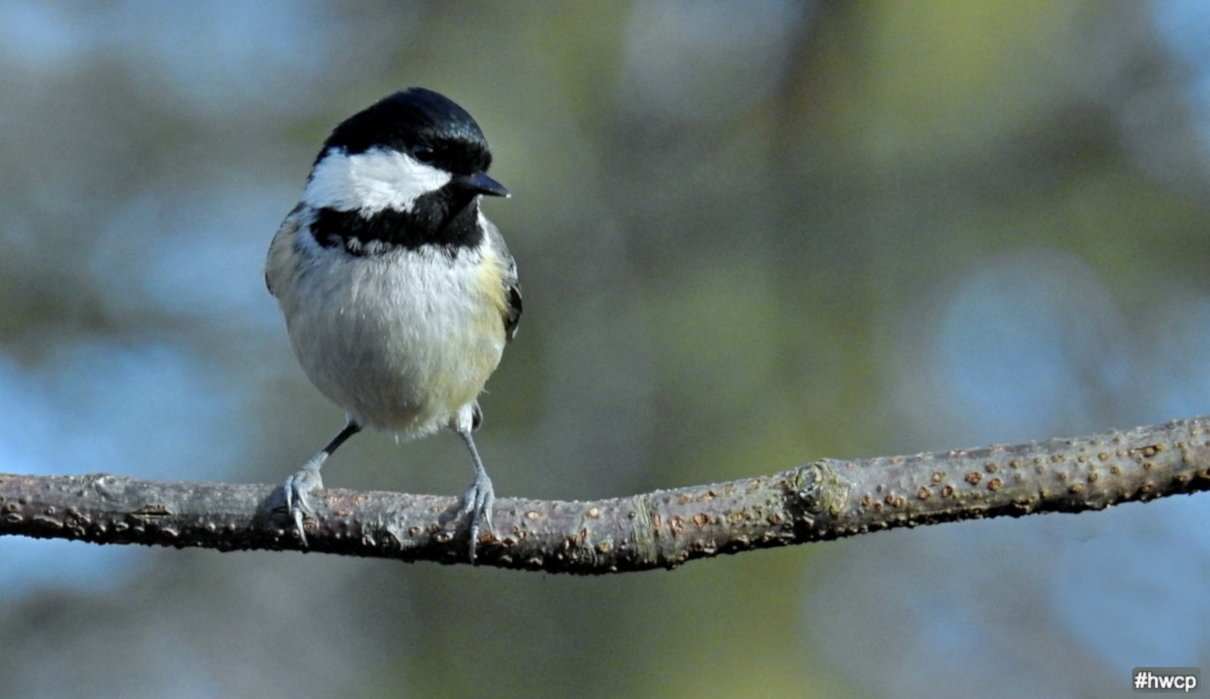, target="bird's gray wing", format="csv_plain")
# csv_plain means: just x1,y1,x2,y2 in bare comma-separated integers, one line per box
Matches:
485,217,522,341
265,204,305,298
